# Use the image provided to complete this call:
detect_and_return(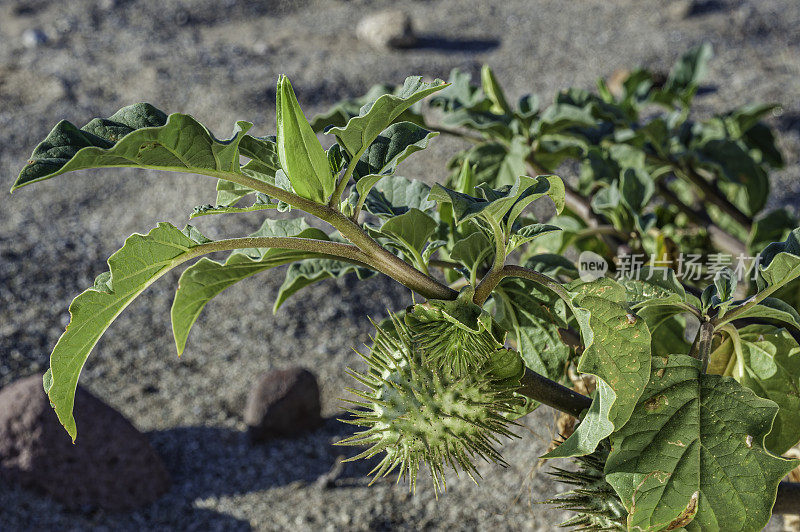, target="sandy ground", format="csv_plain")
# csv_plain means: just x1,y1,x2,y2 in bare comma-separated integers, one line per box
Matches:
0,0,798,530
